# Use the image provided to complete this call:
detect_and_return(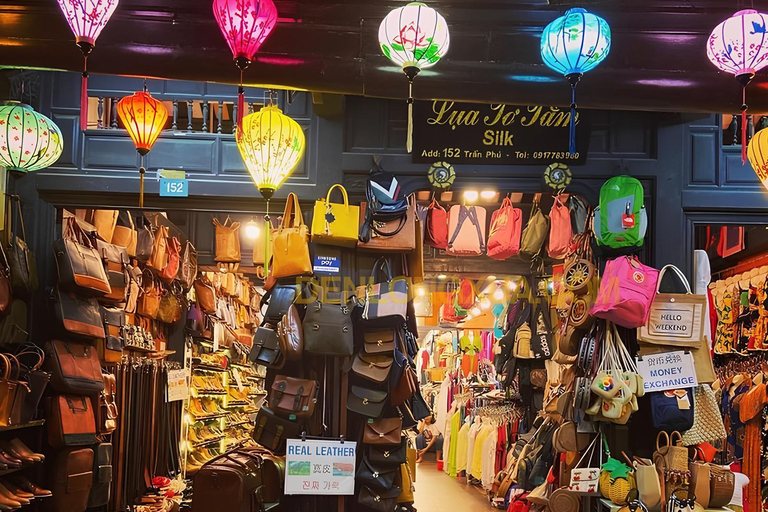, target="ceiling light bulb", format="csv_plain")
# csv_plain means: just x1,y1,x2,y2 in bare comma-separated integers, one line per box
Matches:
471,306,481,316
417,287,427,297
508,280,517,291
493,288,505,301
245,222,261,239
437,274,447,280
487,275,497,281
463,190,479,203
480,190,496,199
